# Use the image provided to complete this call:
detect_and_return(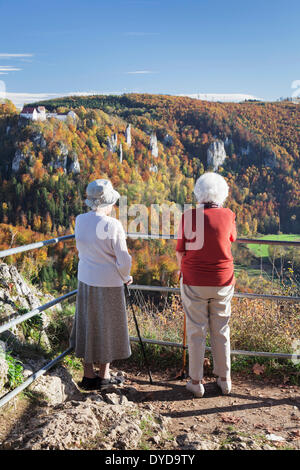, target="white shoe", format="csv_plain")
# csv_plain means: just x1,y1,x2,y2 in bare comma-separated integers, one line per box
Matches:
217,377,232,395
186,380,205,398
